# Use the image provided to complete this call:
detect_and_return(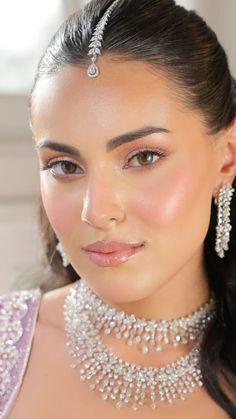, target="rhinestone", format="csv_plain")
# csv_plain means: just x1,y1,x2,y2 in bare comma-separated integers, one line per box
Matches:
115,401,123,408
141,345,149,354
143,333,150,341
0,288,41,410
63,279,215,411
87,63,99,78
